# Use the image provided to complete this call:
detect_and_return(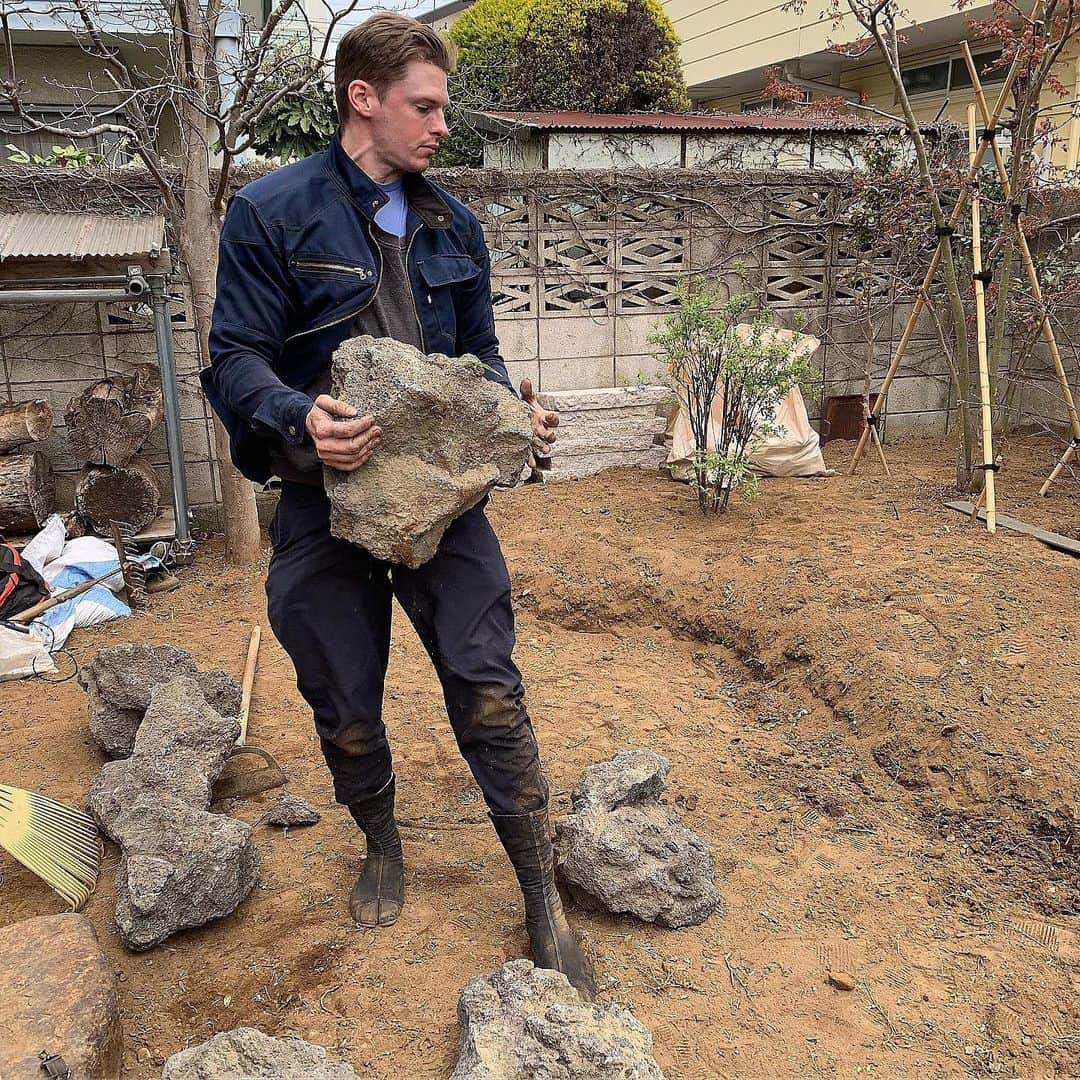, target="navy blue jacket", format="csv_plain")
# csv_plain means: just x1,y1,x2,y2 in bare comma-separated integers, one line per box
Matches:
202,134,512,484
